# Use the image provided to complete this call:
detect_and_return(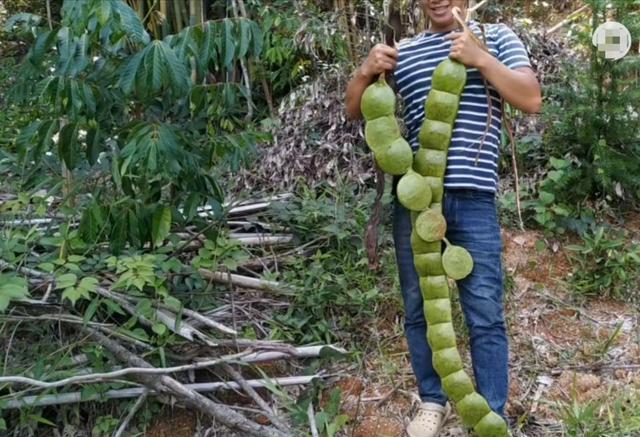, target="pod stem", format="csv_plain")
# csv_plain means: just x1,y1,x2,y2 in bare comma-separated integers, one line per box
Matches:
443,237,452,247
